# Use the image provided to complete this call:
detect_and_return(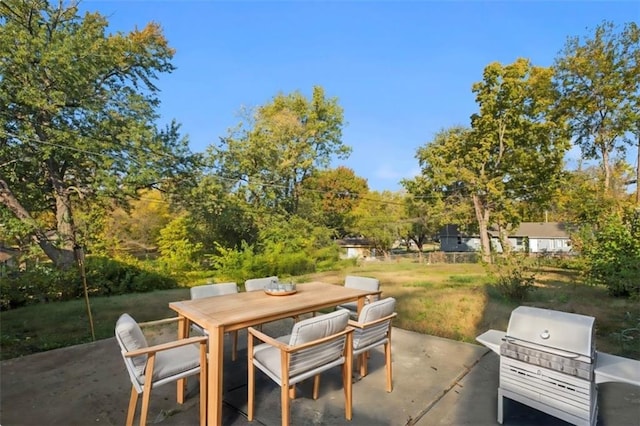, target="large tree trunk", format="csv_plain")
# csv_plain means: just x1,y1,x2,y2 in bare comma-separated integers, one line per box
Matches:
0,179,75,269
636,130,640,206
472,194,492,264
